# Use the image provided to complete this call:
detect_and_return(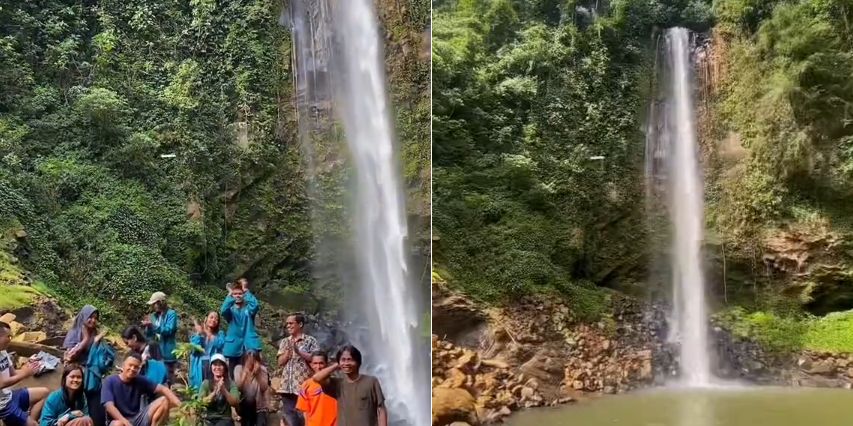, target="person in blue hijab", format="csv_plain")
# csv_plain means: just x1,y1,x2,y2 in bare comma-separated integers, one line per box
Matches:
62,306,101,364
62,306,108,426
